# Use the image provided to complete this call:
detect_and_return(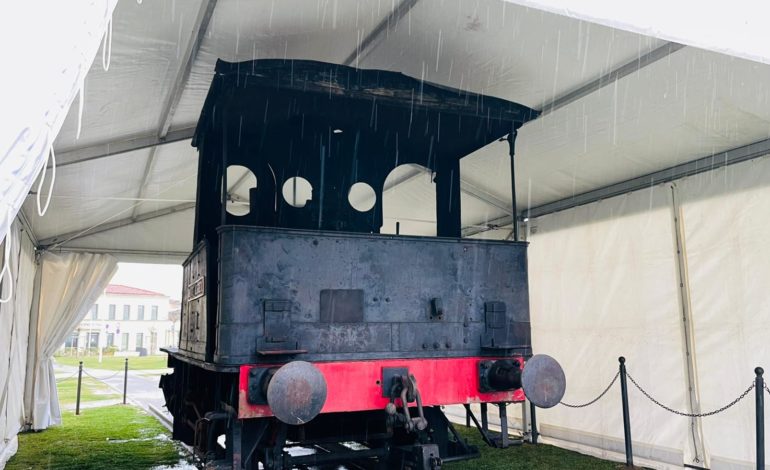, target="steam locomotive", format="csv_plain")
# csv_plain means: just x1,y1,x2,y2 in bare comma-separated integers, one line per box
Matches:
161,58,564,470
